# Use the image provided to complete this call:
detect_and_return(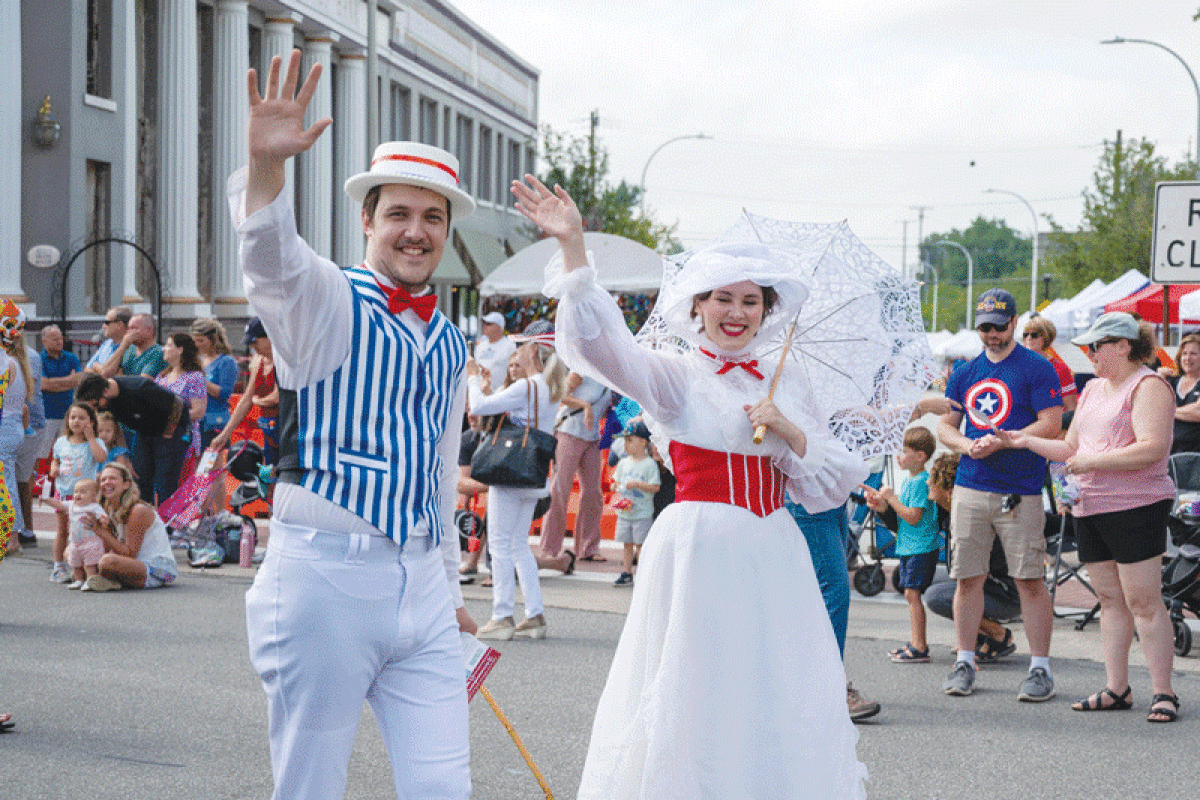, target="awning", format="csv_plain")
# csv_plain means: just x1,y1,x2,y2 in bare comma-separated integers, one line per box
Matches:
457,229,509,279
430,241,471,285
